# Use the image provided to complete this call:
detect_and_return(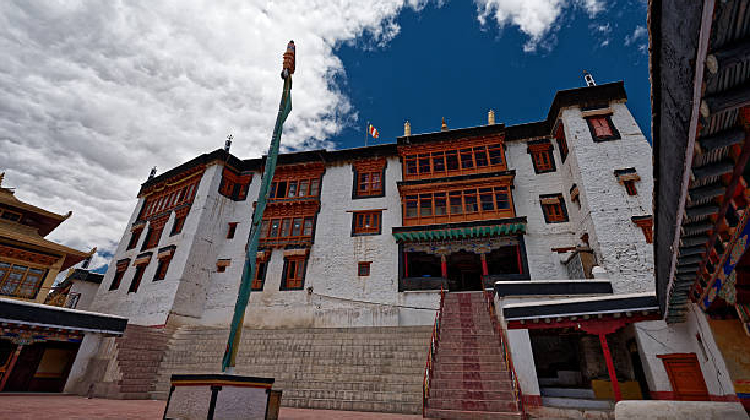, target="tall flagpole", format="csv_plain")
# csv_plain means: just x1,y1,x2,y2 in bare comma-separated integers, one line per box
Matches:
222,41,296,373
